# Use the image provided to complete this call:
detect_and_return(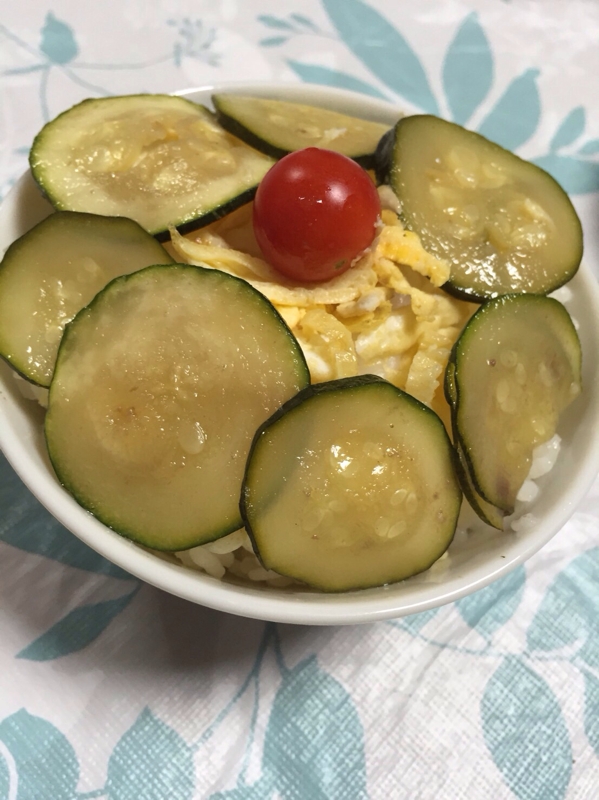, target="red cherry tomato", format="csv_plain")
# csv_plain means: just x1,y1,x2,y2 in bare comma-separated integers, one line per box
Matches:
253,147,381,282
